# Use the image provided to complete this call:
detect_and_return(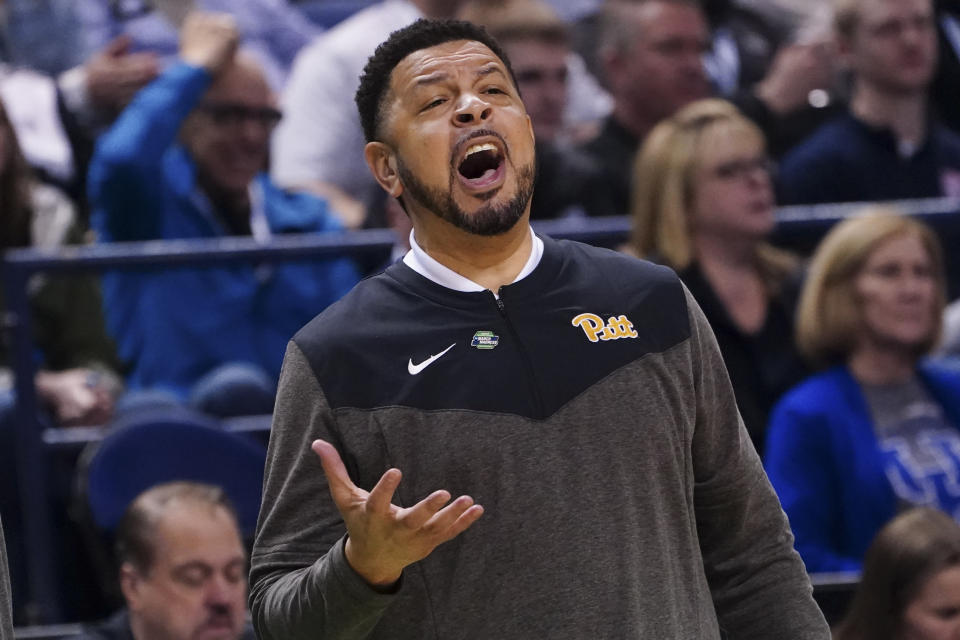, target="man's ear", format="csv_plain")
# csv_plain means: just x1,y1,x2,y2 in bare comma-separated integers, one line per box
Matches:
119,562,143,610
364,141,404,199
